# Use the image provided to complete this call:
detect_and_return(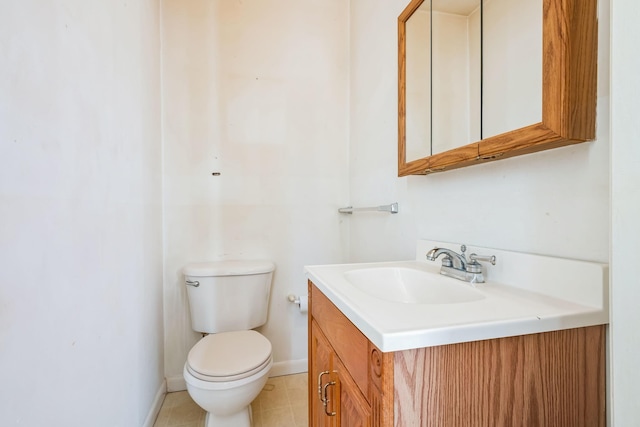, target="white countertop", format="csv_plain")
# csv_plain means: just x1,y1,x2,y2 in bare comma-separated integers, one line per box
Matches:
304,240,609,352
